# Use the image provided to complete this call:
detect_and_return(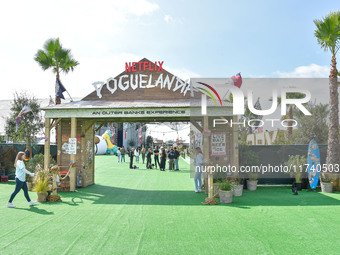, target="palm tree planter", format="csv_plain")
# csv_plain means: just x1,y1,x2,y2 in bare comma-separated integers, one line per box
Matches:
321,173,333,193
219,180,233,203
233,184,244,196
231,179,244,196
247,174,258,191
